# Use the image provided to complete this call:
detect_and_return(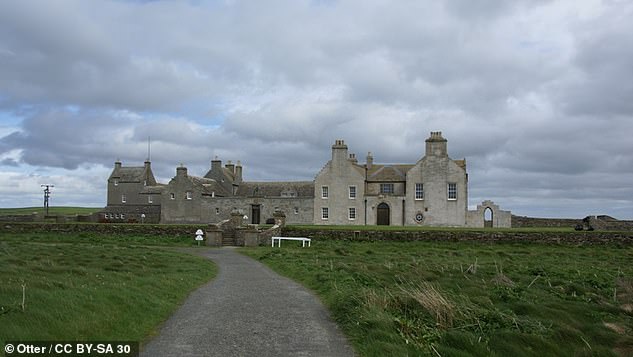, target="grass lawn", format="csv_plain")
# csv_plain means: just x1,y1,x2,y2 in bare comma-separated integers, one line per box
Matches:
242,240,633,356
0,207,100,216
0,233,216,351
